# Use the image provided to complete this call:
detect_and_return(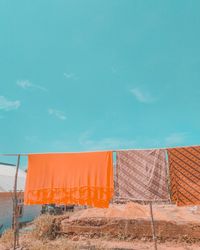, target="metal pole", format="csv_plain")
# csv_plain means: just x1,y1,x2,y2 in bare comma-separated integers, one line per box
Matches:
149,202,158,250
13,154,20,250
